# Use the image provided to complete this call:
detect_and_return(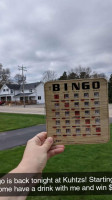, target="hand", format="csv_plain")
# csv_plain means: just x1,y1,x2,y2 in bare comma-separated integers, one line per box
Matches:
17,132,65,173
